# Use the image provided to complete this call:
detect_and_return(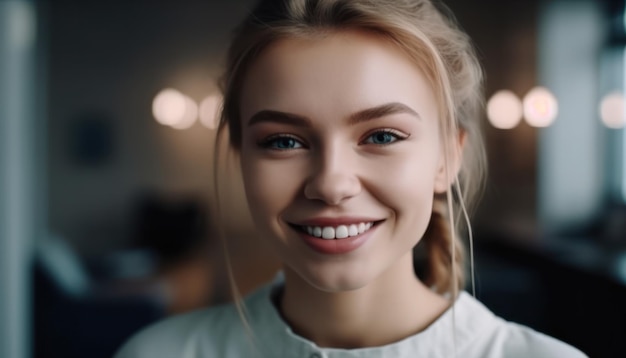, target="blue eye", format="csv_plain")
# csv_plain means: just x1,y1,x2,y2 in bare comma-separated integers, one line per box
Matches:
260,135,304,150
364,130,404,145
